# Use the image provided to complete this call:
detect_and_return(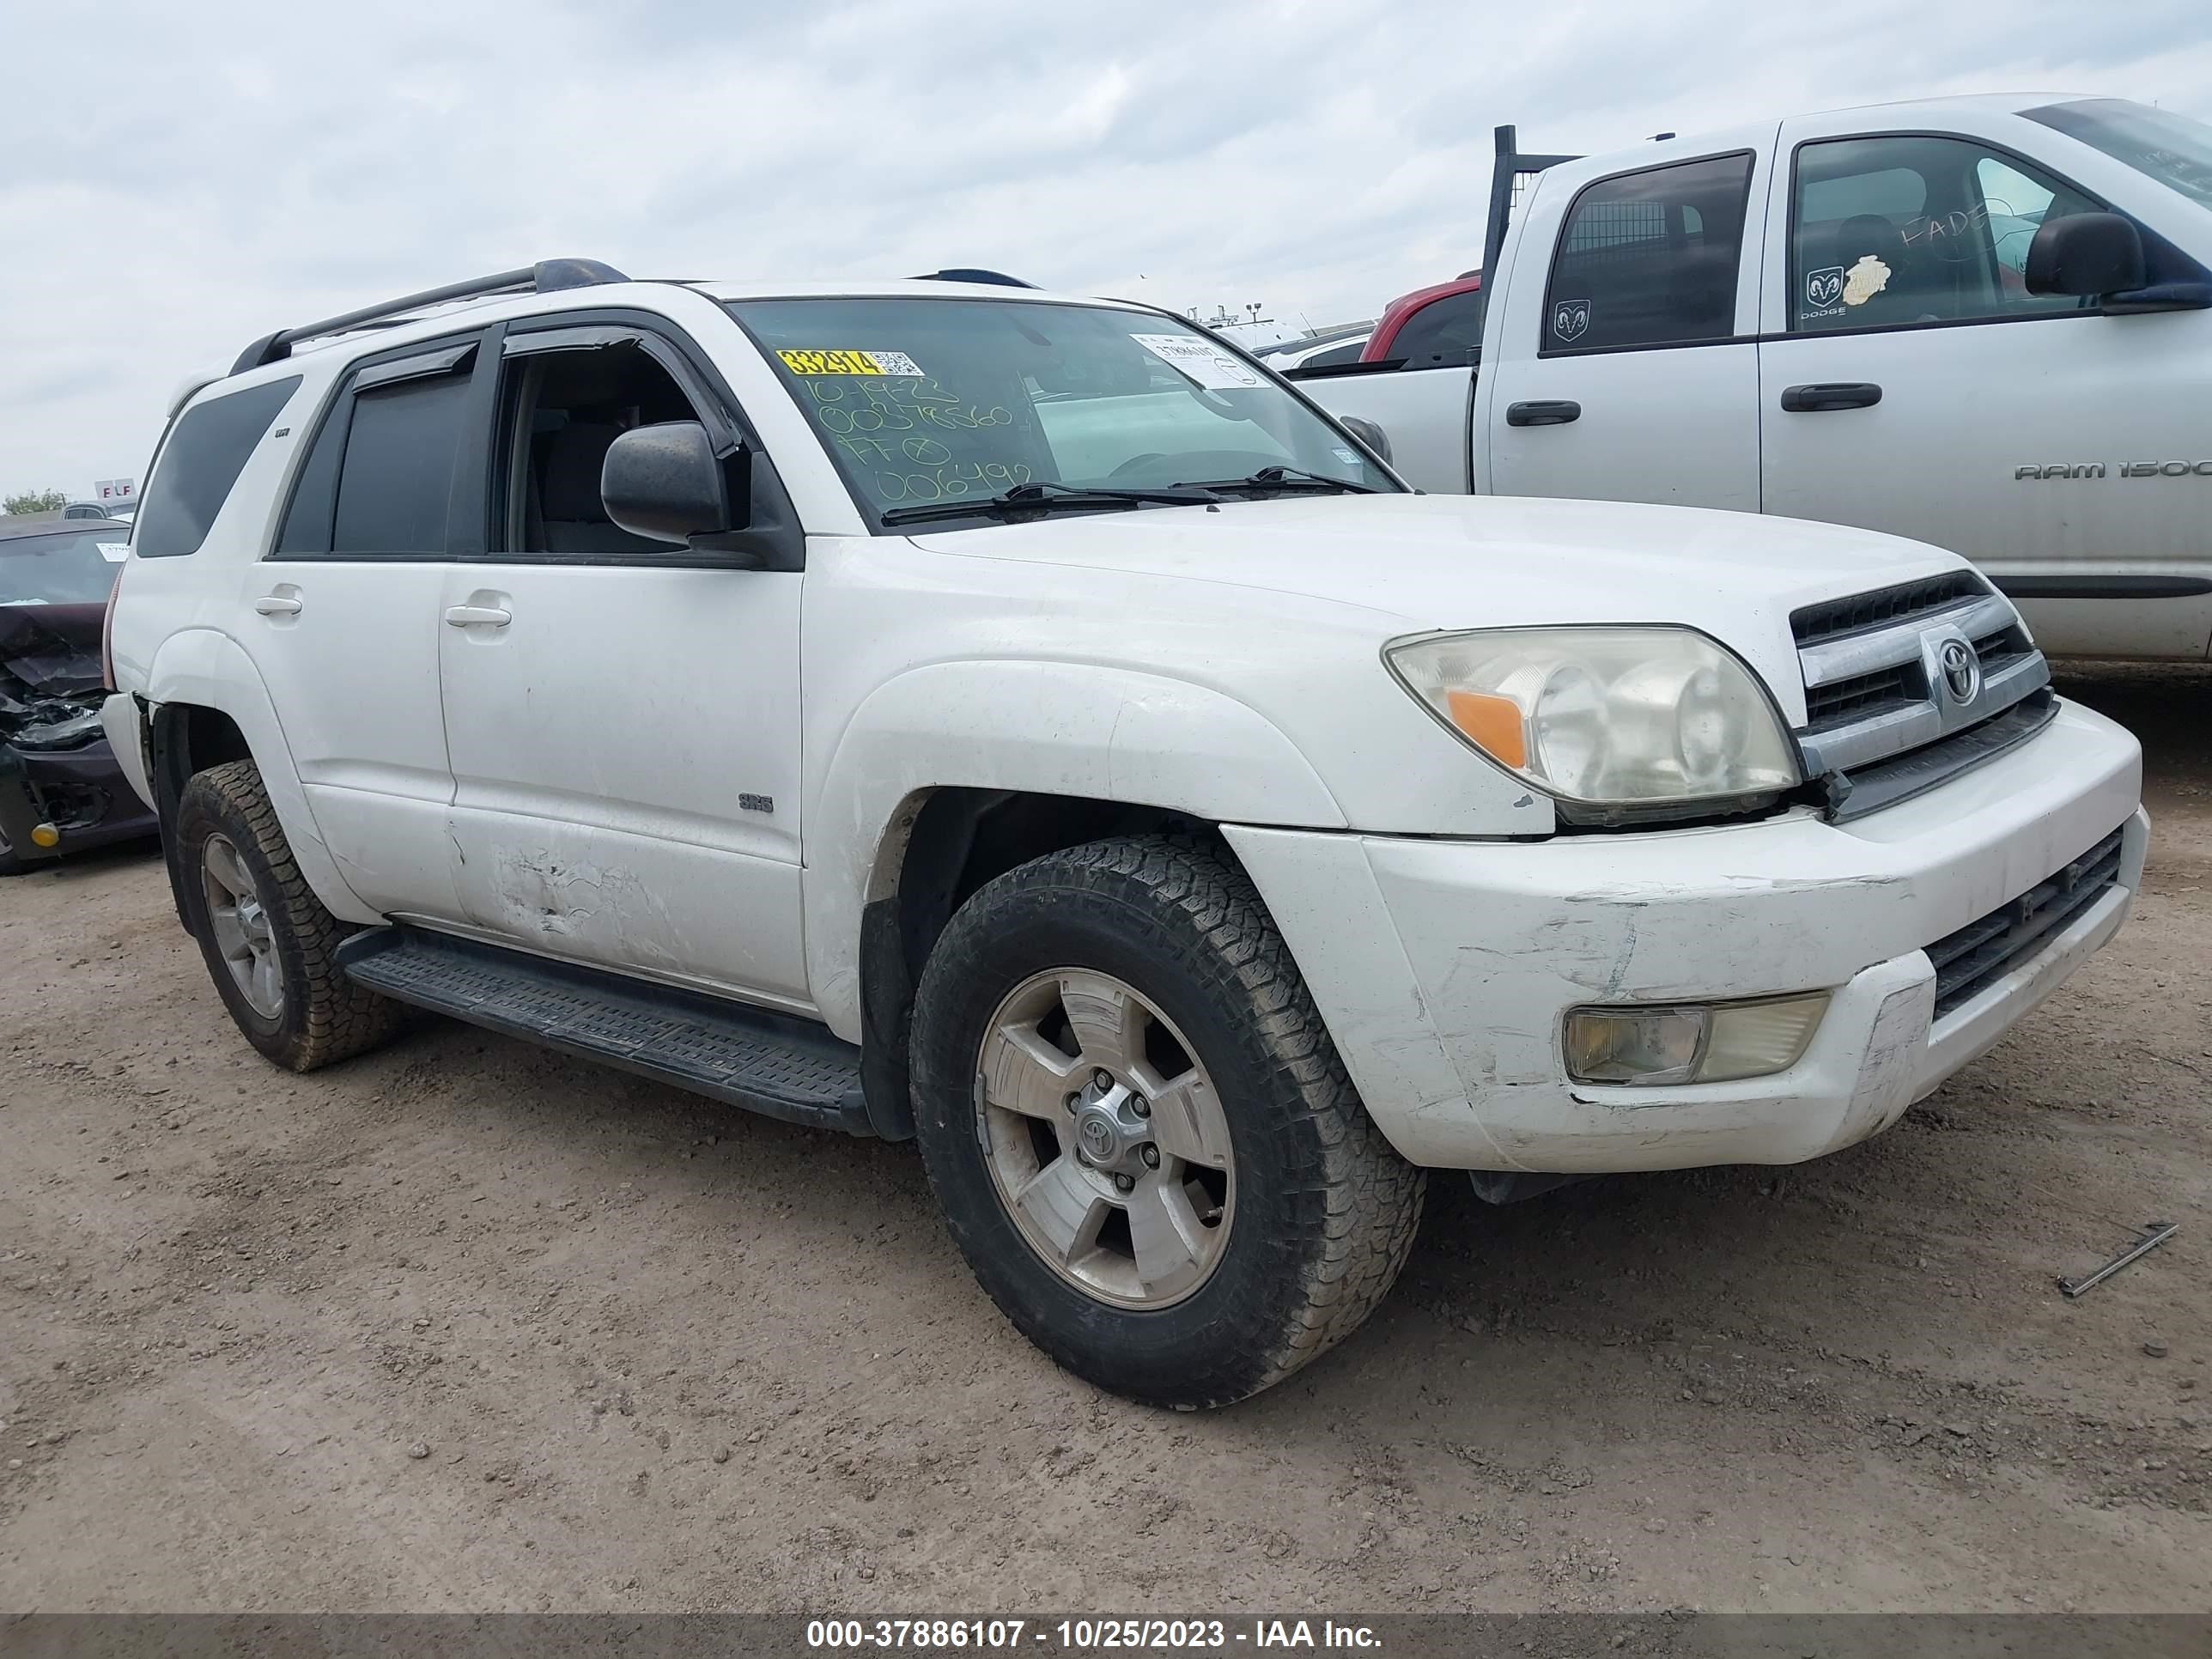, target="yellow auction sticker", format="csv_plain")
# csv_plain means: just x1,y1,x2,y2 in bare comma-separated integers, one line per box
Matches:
777,349,927,377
